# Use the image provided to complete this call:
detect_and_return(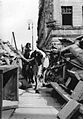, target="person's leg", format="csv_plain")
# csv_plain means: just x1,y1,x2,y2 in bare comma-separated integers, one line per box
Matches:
32,64,39,92
34,75,37,90
35,76,40,93
29,67,34,84
42,69,47,86
35,65,42,93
